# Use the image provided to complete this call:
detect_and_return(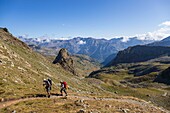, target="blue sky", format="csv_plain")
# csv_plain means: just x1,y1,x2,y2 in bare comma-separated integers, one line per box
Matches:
0,0,170,39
